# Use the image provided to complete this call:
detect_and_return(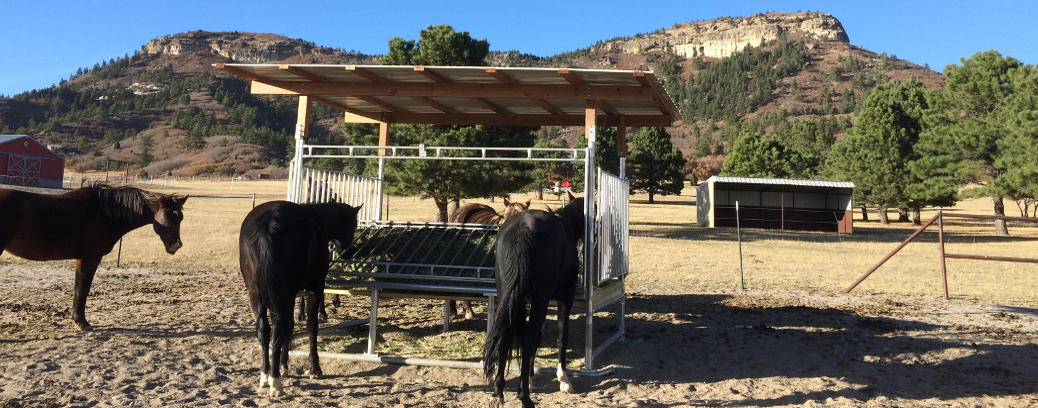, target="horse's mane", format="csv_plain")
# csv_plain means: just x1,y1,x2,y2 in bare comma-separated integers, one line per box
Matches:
554,197,585,242
85,183,156,222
